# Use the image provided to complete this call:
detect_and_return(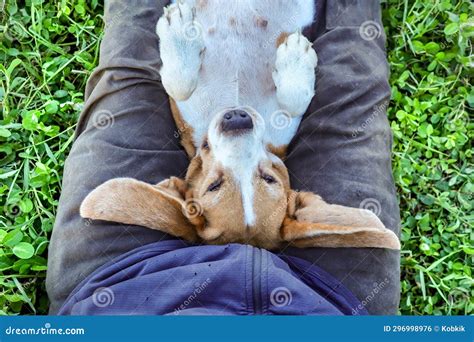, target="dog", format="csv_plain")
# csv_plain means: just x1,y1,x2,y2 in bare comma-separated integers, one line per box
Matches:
80,0,399,251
